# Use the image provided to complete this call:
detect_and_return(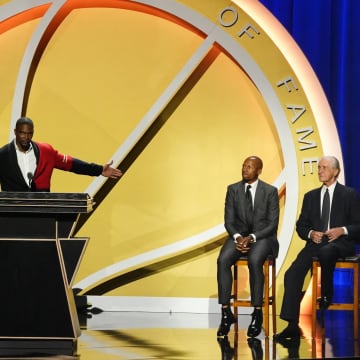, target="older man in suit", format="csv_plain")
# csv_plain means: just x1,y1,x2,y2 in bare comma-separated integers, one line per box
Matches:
274,155,360,340
217,156,279,338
